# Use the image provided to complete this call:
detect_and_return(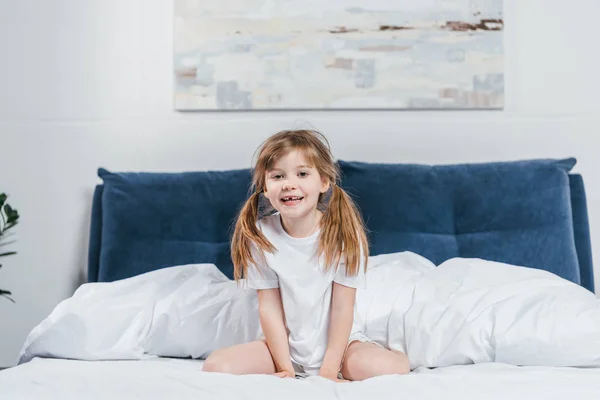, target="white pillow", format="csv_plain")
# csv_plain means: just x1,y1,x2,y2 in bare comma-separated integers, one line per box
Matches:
19,264,262,364
354,251,435,354
403,258,600,369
